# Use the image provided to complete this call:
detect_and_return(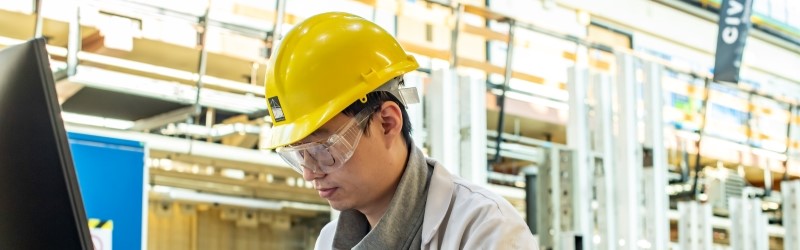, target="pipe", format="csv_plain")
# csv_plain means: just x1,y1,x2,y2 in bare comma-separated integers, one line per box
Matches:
783,104,796,181
690,77,712,199
491,20,516,164
271,0,287,52
33,0,44,38
193,2,211,118
149,185,329,212
65,123,288,169
66,1,80,76
449,3,463,70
